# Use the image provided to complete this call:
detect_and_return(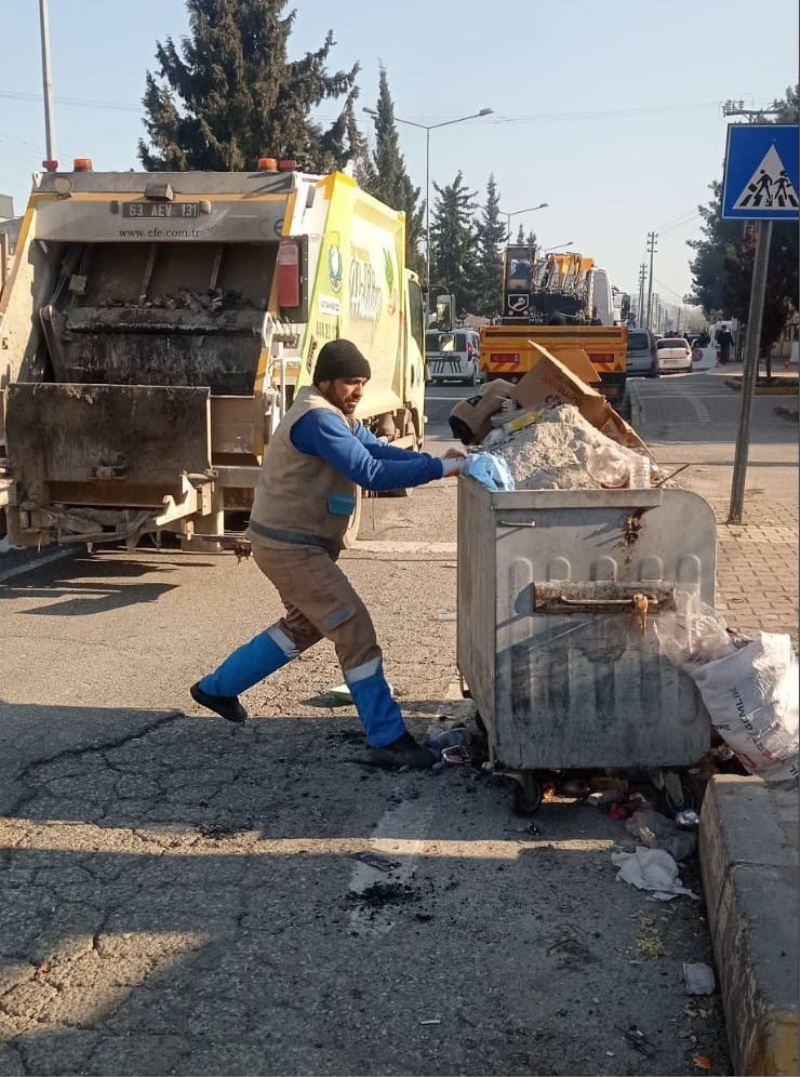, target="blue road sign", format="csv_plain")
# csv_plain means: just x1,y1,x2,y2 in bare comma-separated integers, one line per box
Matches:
721,124,799,220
